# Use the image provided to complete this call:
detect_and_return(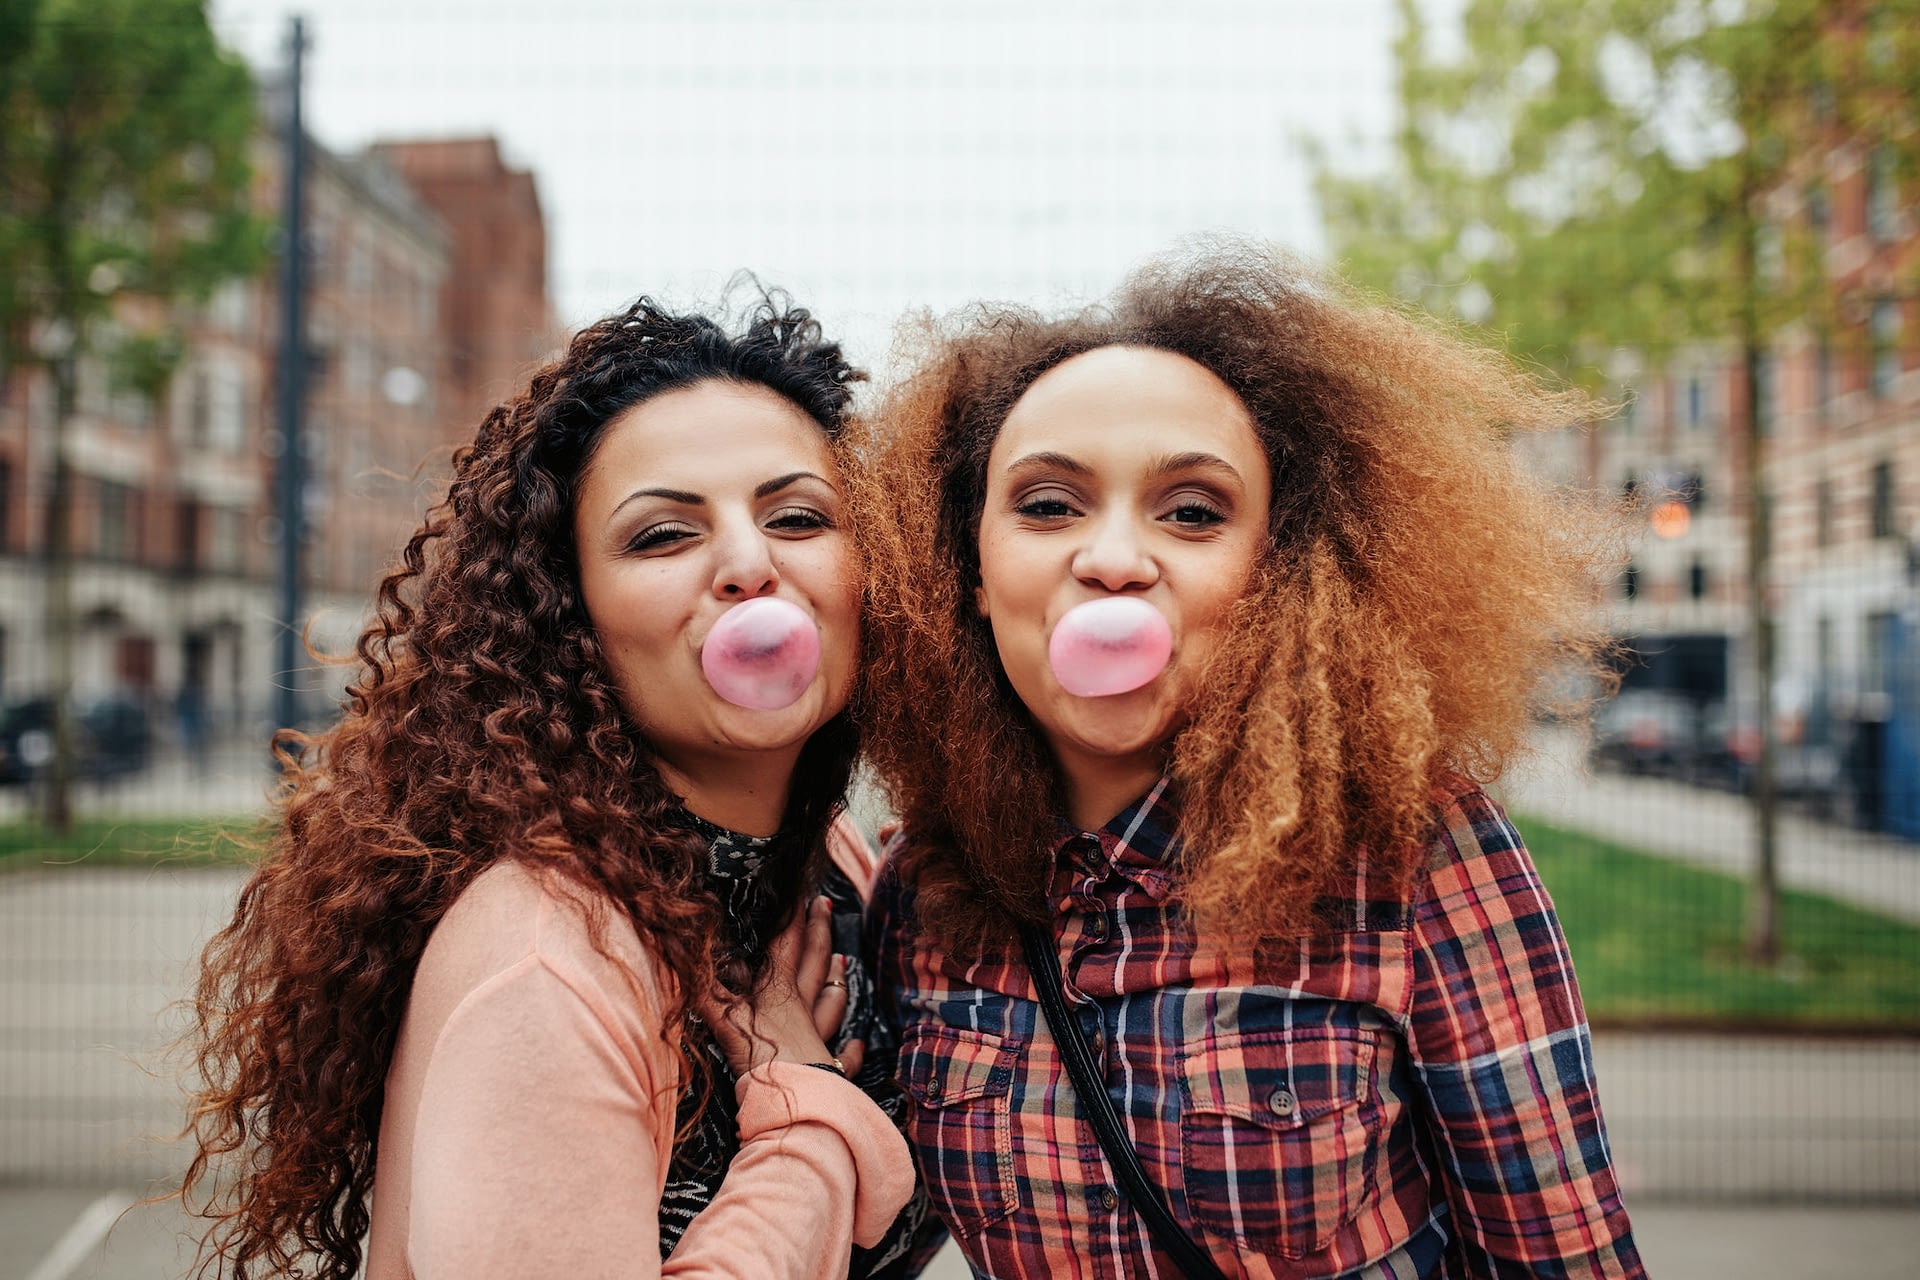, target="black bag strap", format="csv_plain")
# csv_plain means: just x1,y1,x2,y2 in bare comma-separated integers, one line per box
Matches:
1019,923,1231,1280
